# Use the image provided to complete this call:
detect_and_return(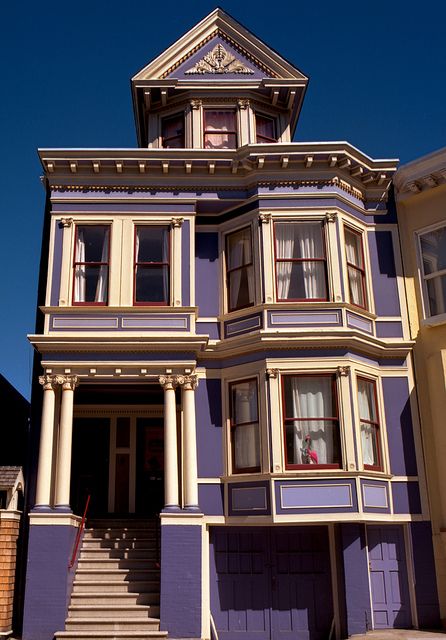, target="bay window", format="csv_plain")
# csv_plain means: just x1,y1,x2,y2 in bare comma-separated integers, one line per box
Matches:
229,379,260,473
274,222,328,301
357,377,382,470
204,110,237,149
419,225,446,317
282,375,341,468
345,227,367,309
255,113,276,143
73,225,109,305
226,227,254,311
161,113,184,148
134,226,170,305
